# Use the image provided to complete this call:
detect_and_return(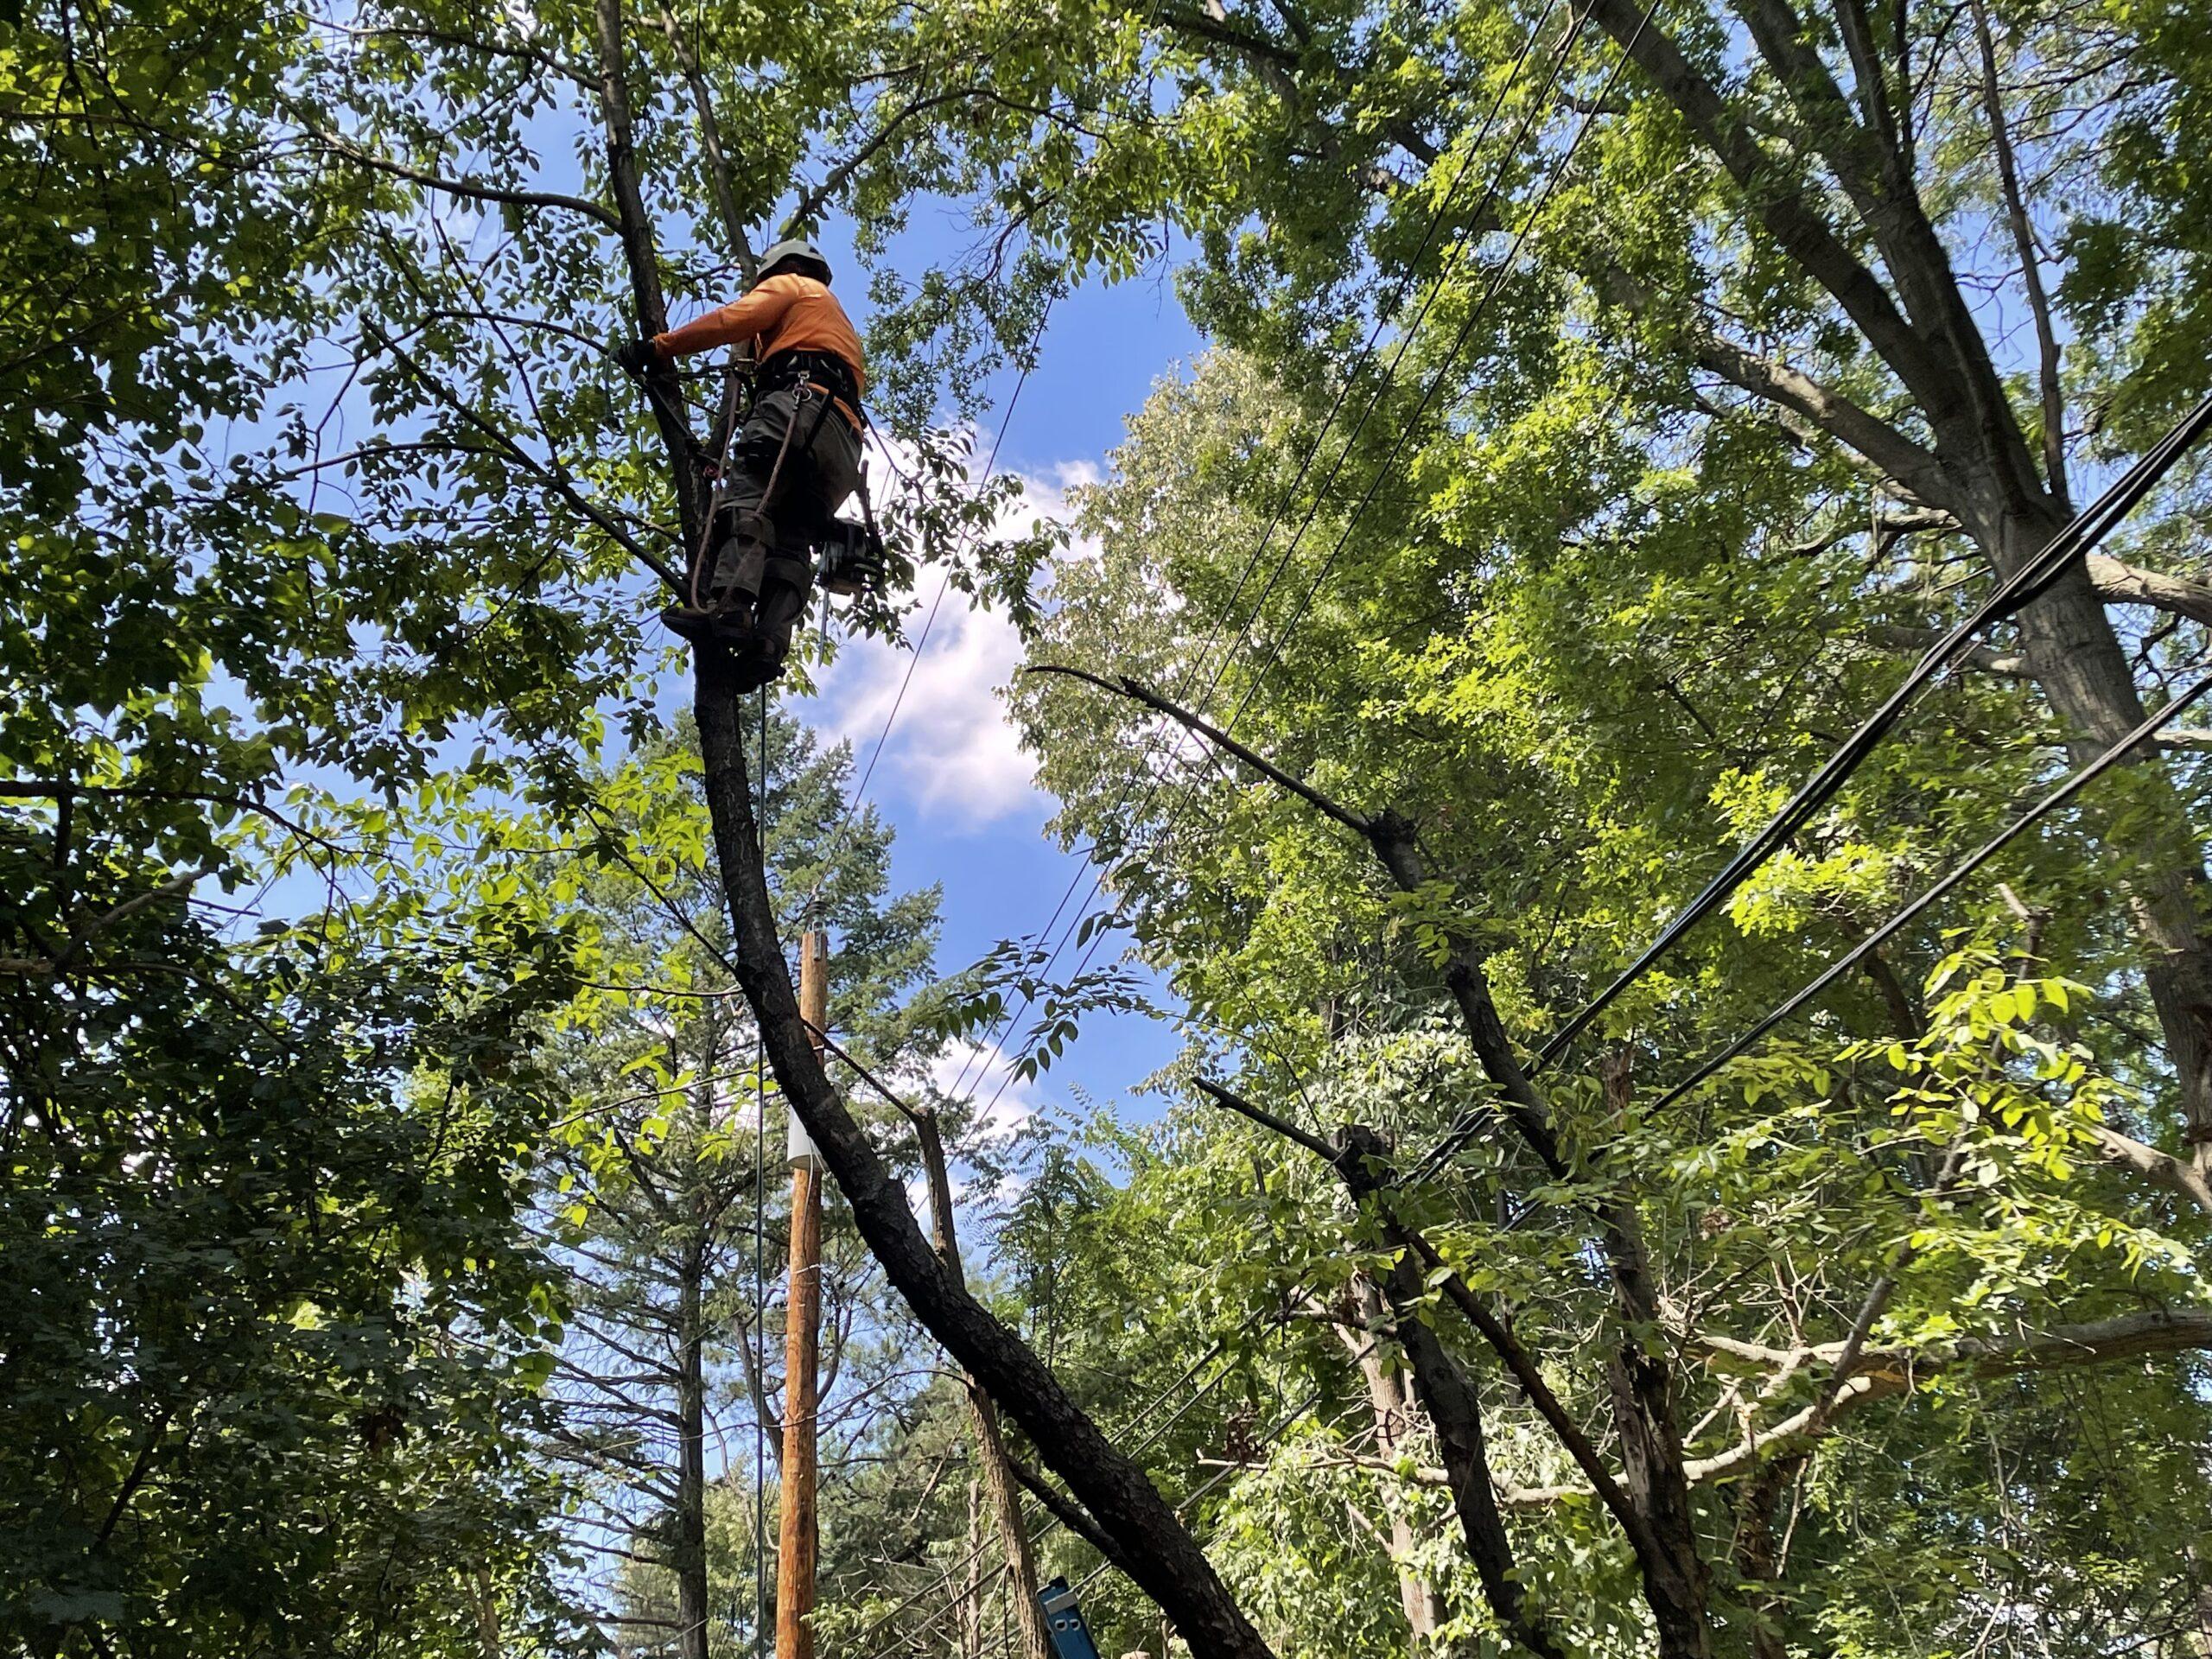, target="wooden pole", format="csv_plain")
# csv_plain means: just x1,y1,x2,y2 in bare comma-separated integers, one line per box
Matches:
778,929,828,1659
